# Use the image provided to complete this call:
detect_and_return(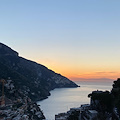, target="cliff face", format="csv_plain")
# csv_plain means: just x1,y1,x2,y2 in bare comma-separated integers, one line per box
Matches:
0,43,78,101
